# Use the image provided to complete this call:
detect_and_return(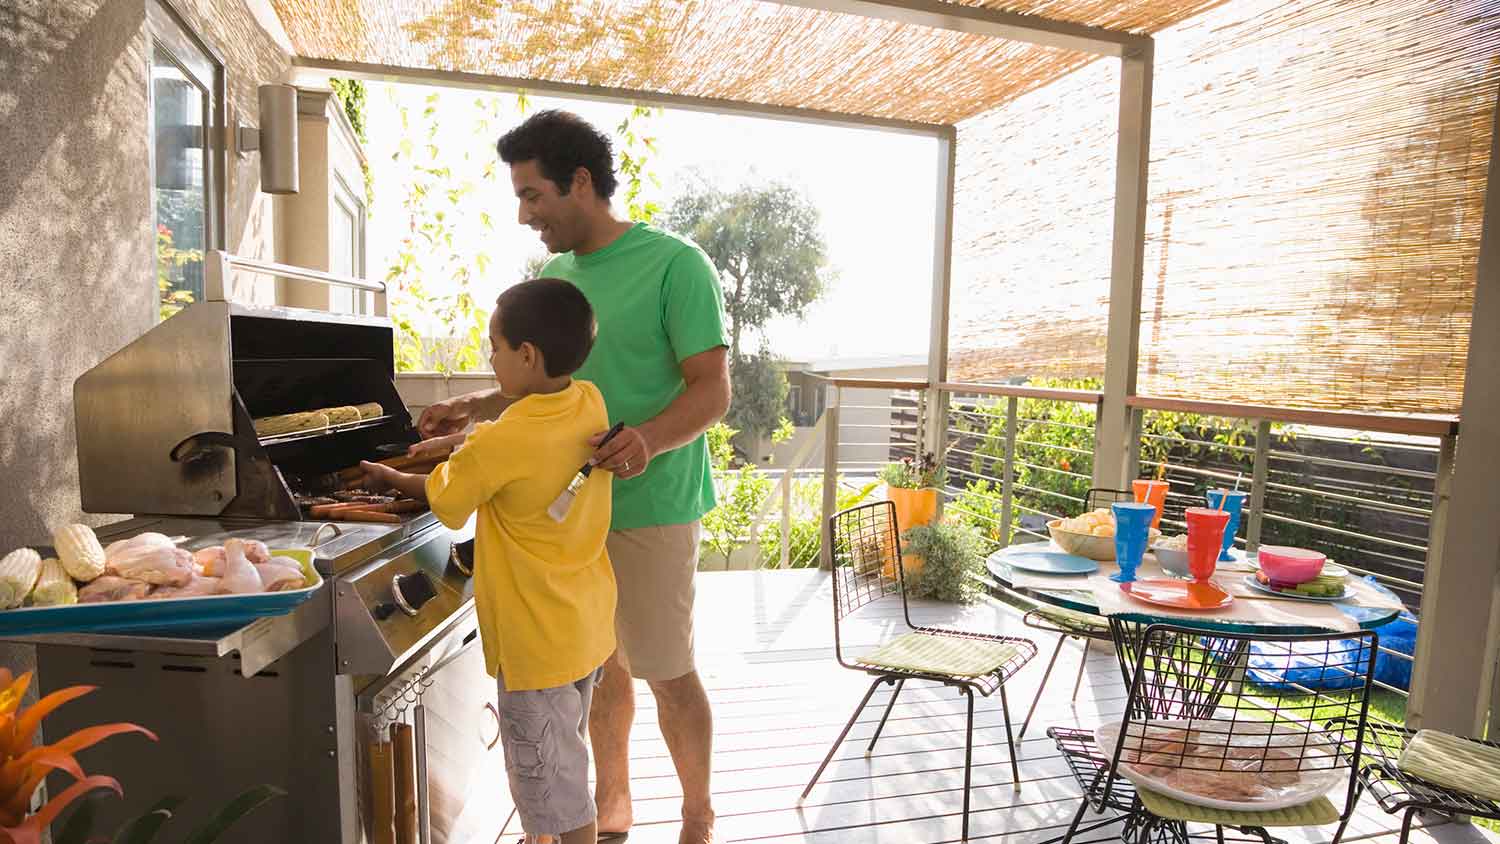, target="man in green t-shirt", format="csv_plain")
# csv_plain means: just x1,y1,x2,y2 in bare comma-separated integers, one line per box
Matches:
415,110,730,844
